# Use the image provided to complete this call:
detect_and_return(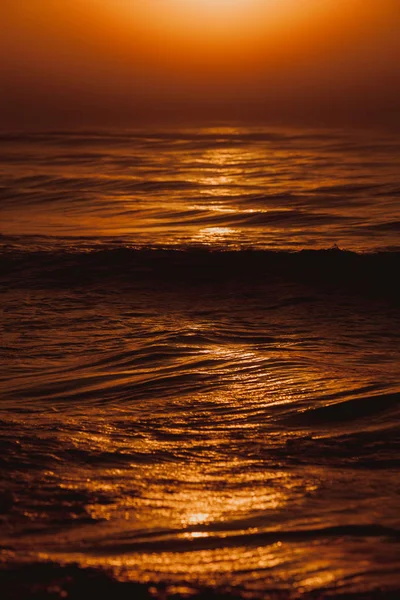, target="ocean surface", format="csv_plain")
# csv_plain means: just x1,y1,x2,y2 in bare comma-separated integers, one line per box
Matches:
0,128,399,599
